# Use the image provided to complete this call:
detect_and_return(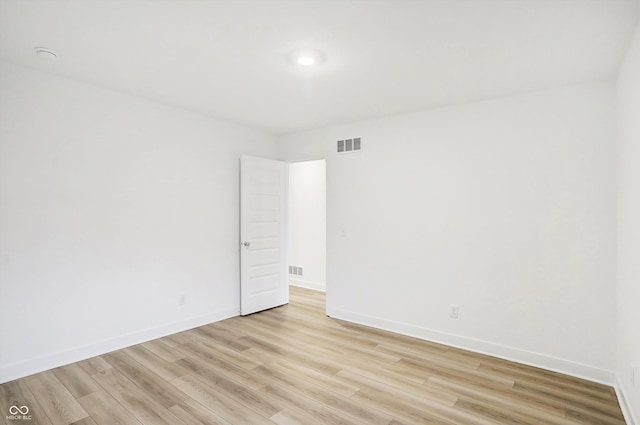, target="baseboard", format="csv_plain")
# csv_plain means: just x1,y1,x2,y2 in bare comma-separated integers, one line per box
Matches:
0,307,239,384
327,306,616,385
289,278,326,292
615,379,638,425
